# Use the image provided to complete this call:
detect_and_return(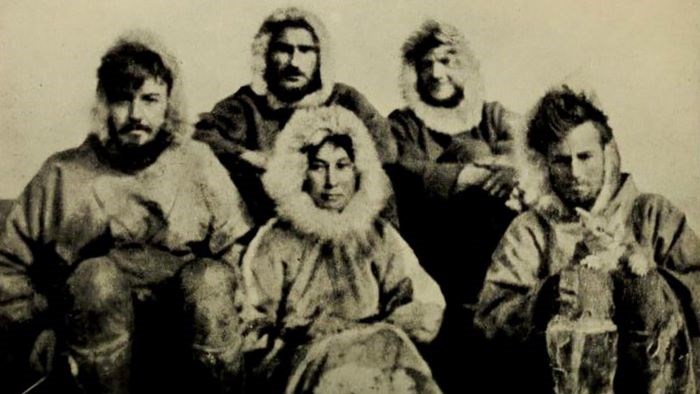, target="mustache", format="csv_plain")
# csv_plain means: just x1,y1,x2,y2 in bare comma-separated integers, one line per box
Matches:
280,66,306,78
118,122,153,134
